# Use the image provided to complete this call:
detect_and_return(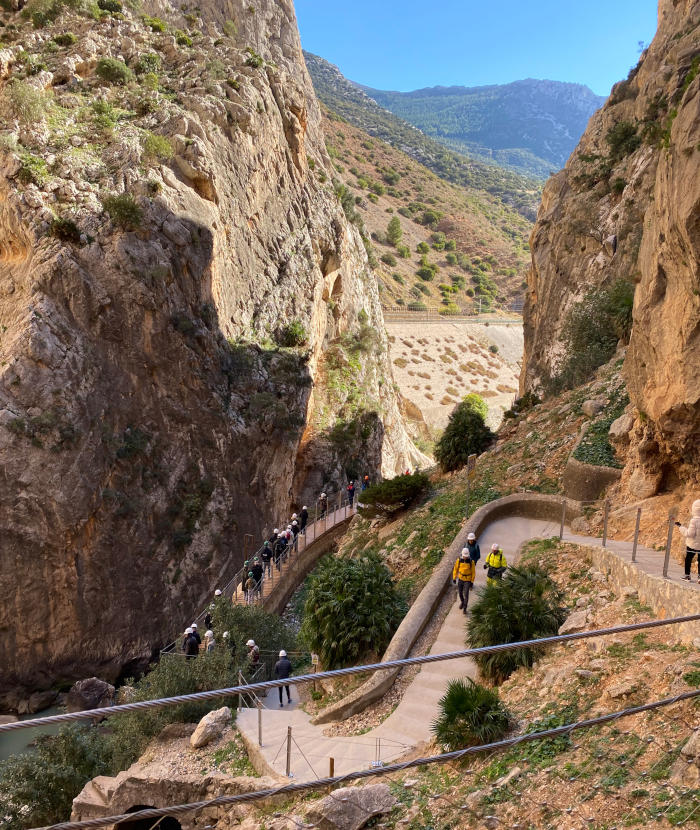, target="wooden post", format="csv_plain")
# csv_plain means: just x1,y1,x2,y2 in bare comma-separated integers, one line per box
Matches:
559,499,566,541
662,511,676,578
285,726,292,777
329,757,334,777
631,508,641,563
602,500,610,547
